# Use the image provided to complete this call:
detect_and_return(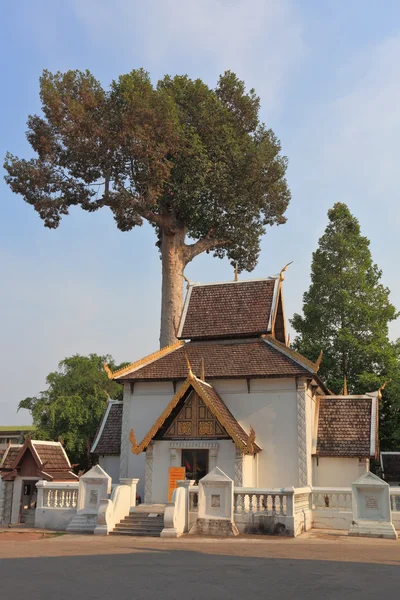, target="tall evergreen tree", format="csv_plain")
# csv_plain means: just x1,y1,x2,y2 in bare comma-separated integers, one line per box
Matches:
291,203,398,395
